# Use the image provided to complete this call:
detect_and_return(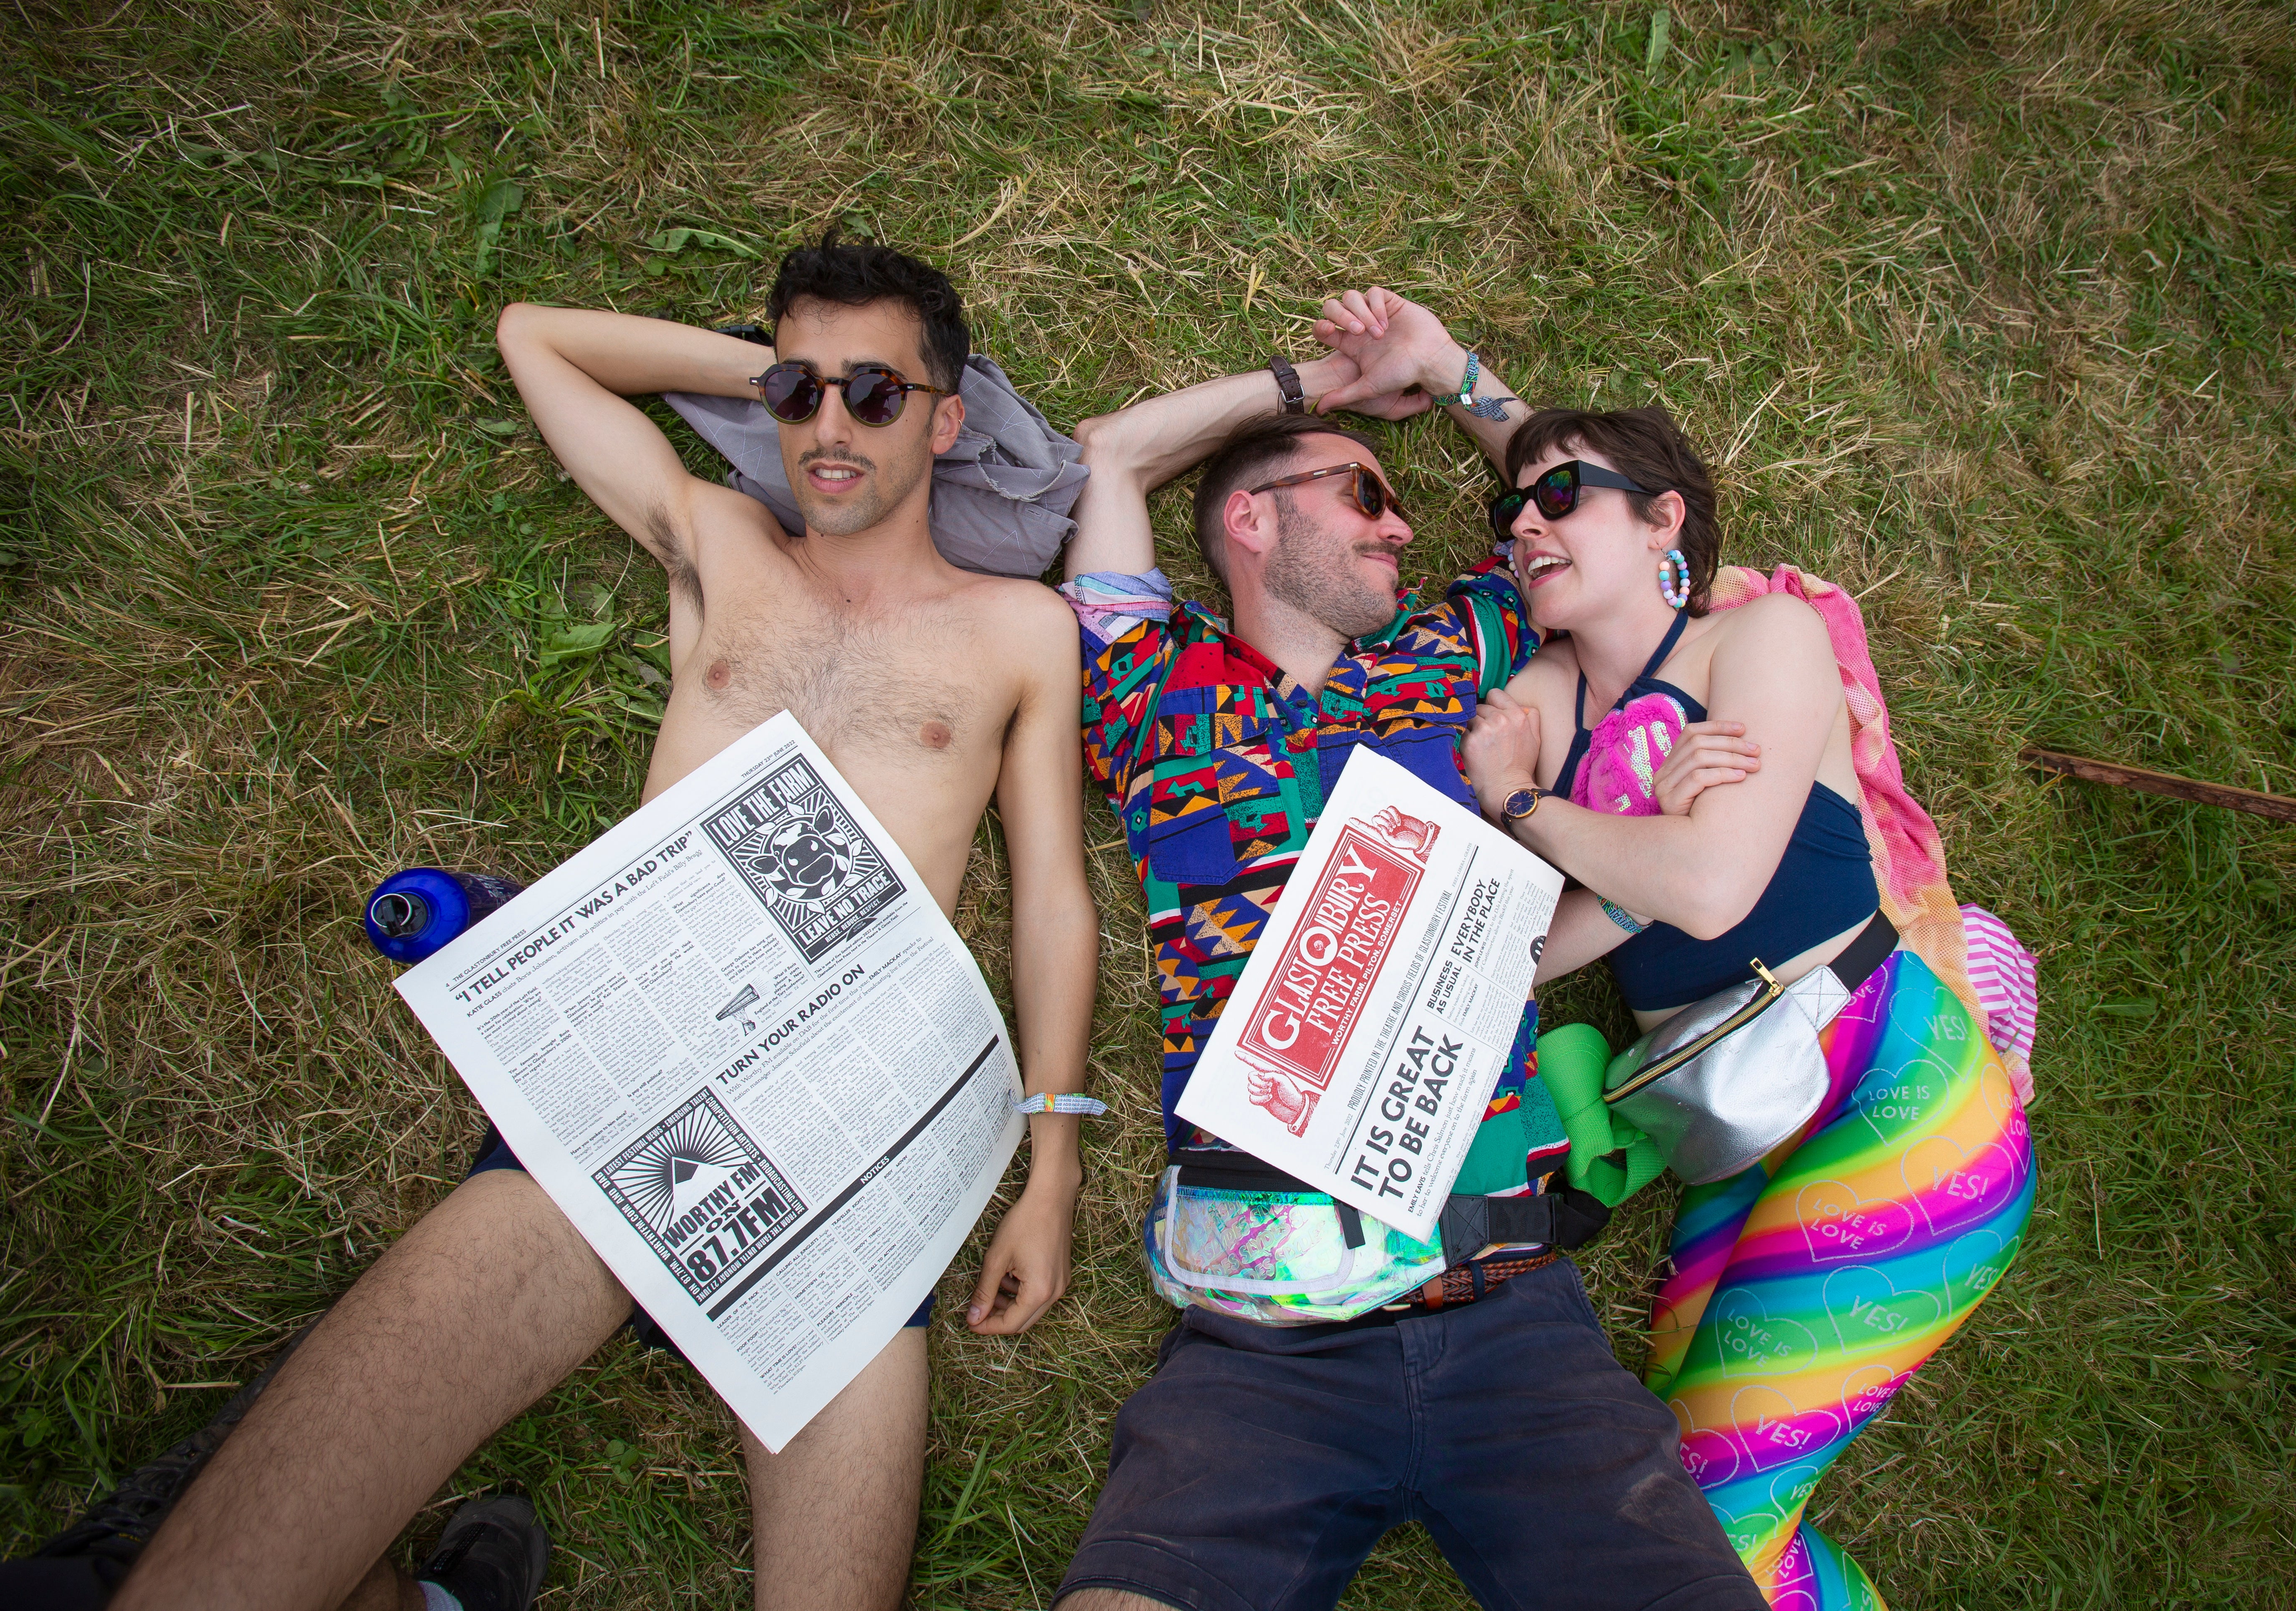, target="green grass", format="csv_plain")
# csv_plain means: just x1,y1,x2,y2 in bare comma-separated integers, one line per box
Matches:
2,0,2292,1605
